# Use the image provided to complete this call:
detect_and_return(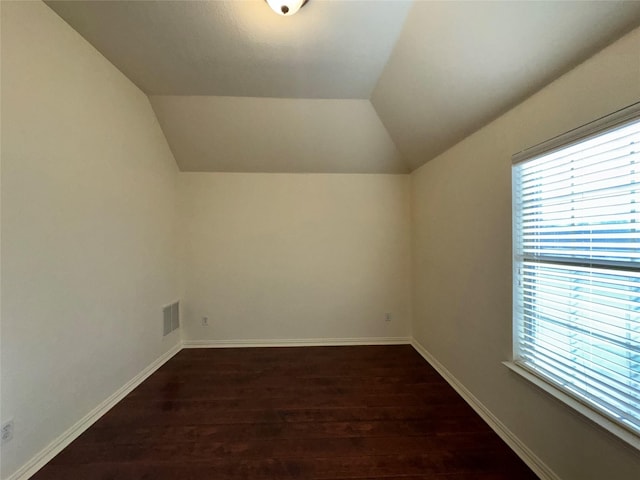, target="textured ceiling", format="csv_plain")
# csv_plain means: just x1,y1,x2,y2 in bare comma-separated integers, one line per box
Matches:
150,96,407,173
372,1,640,170
44,0,412,98
45,0,640,173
